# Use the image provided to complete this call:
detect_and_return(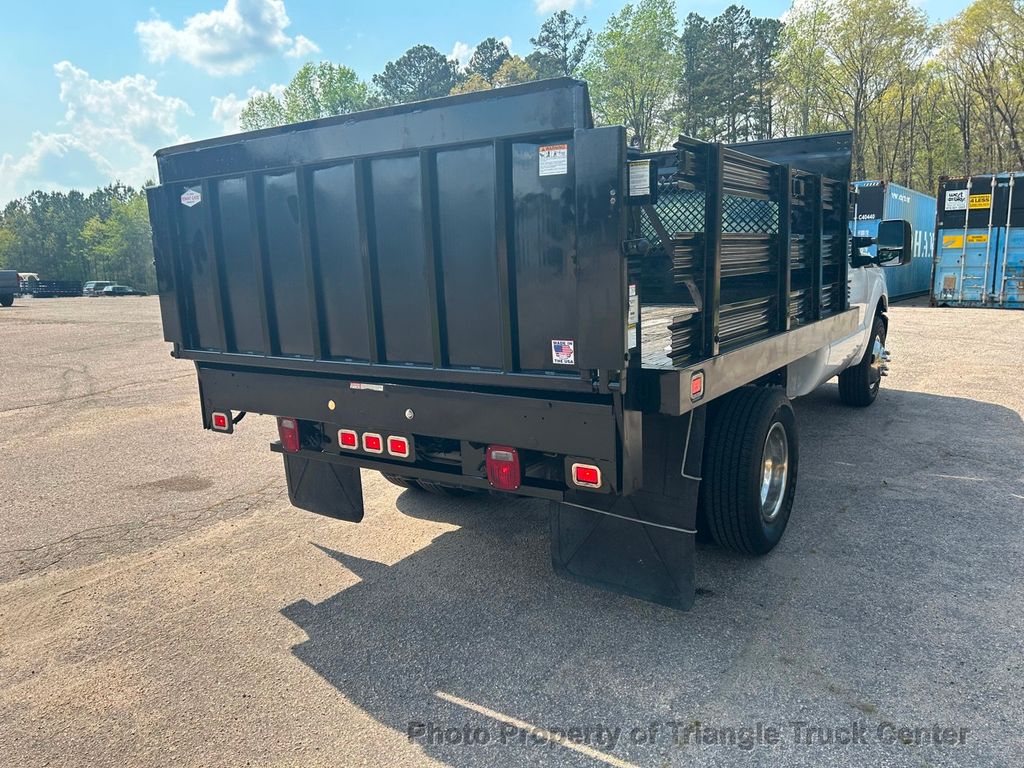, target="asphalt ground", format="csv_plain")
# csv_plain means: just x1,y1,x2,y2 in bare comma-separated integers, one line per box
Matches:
0,295,1021,767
